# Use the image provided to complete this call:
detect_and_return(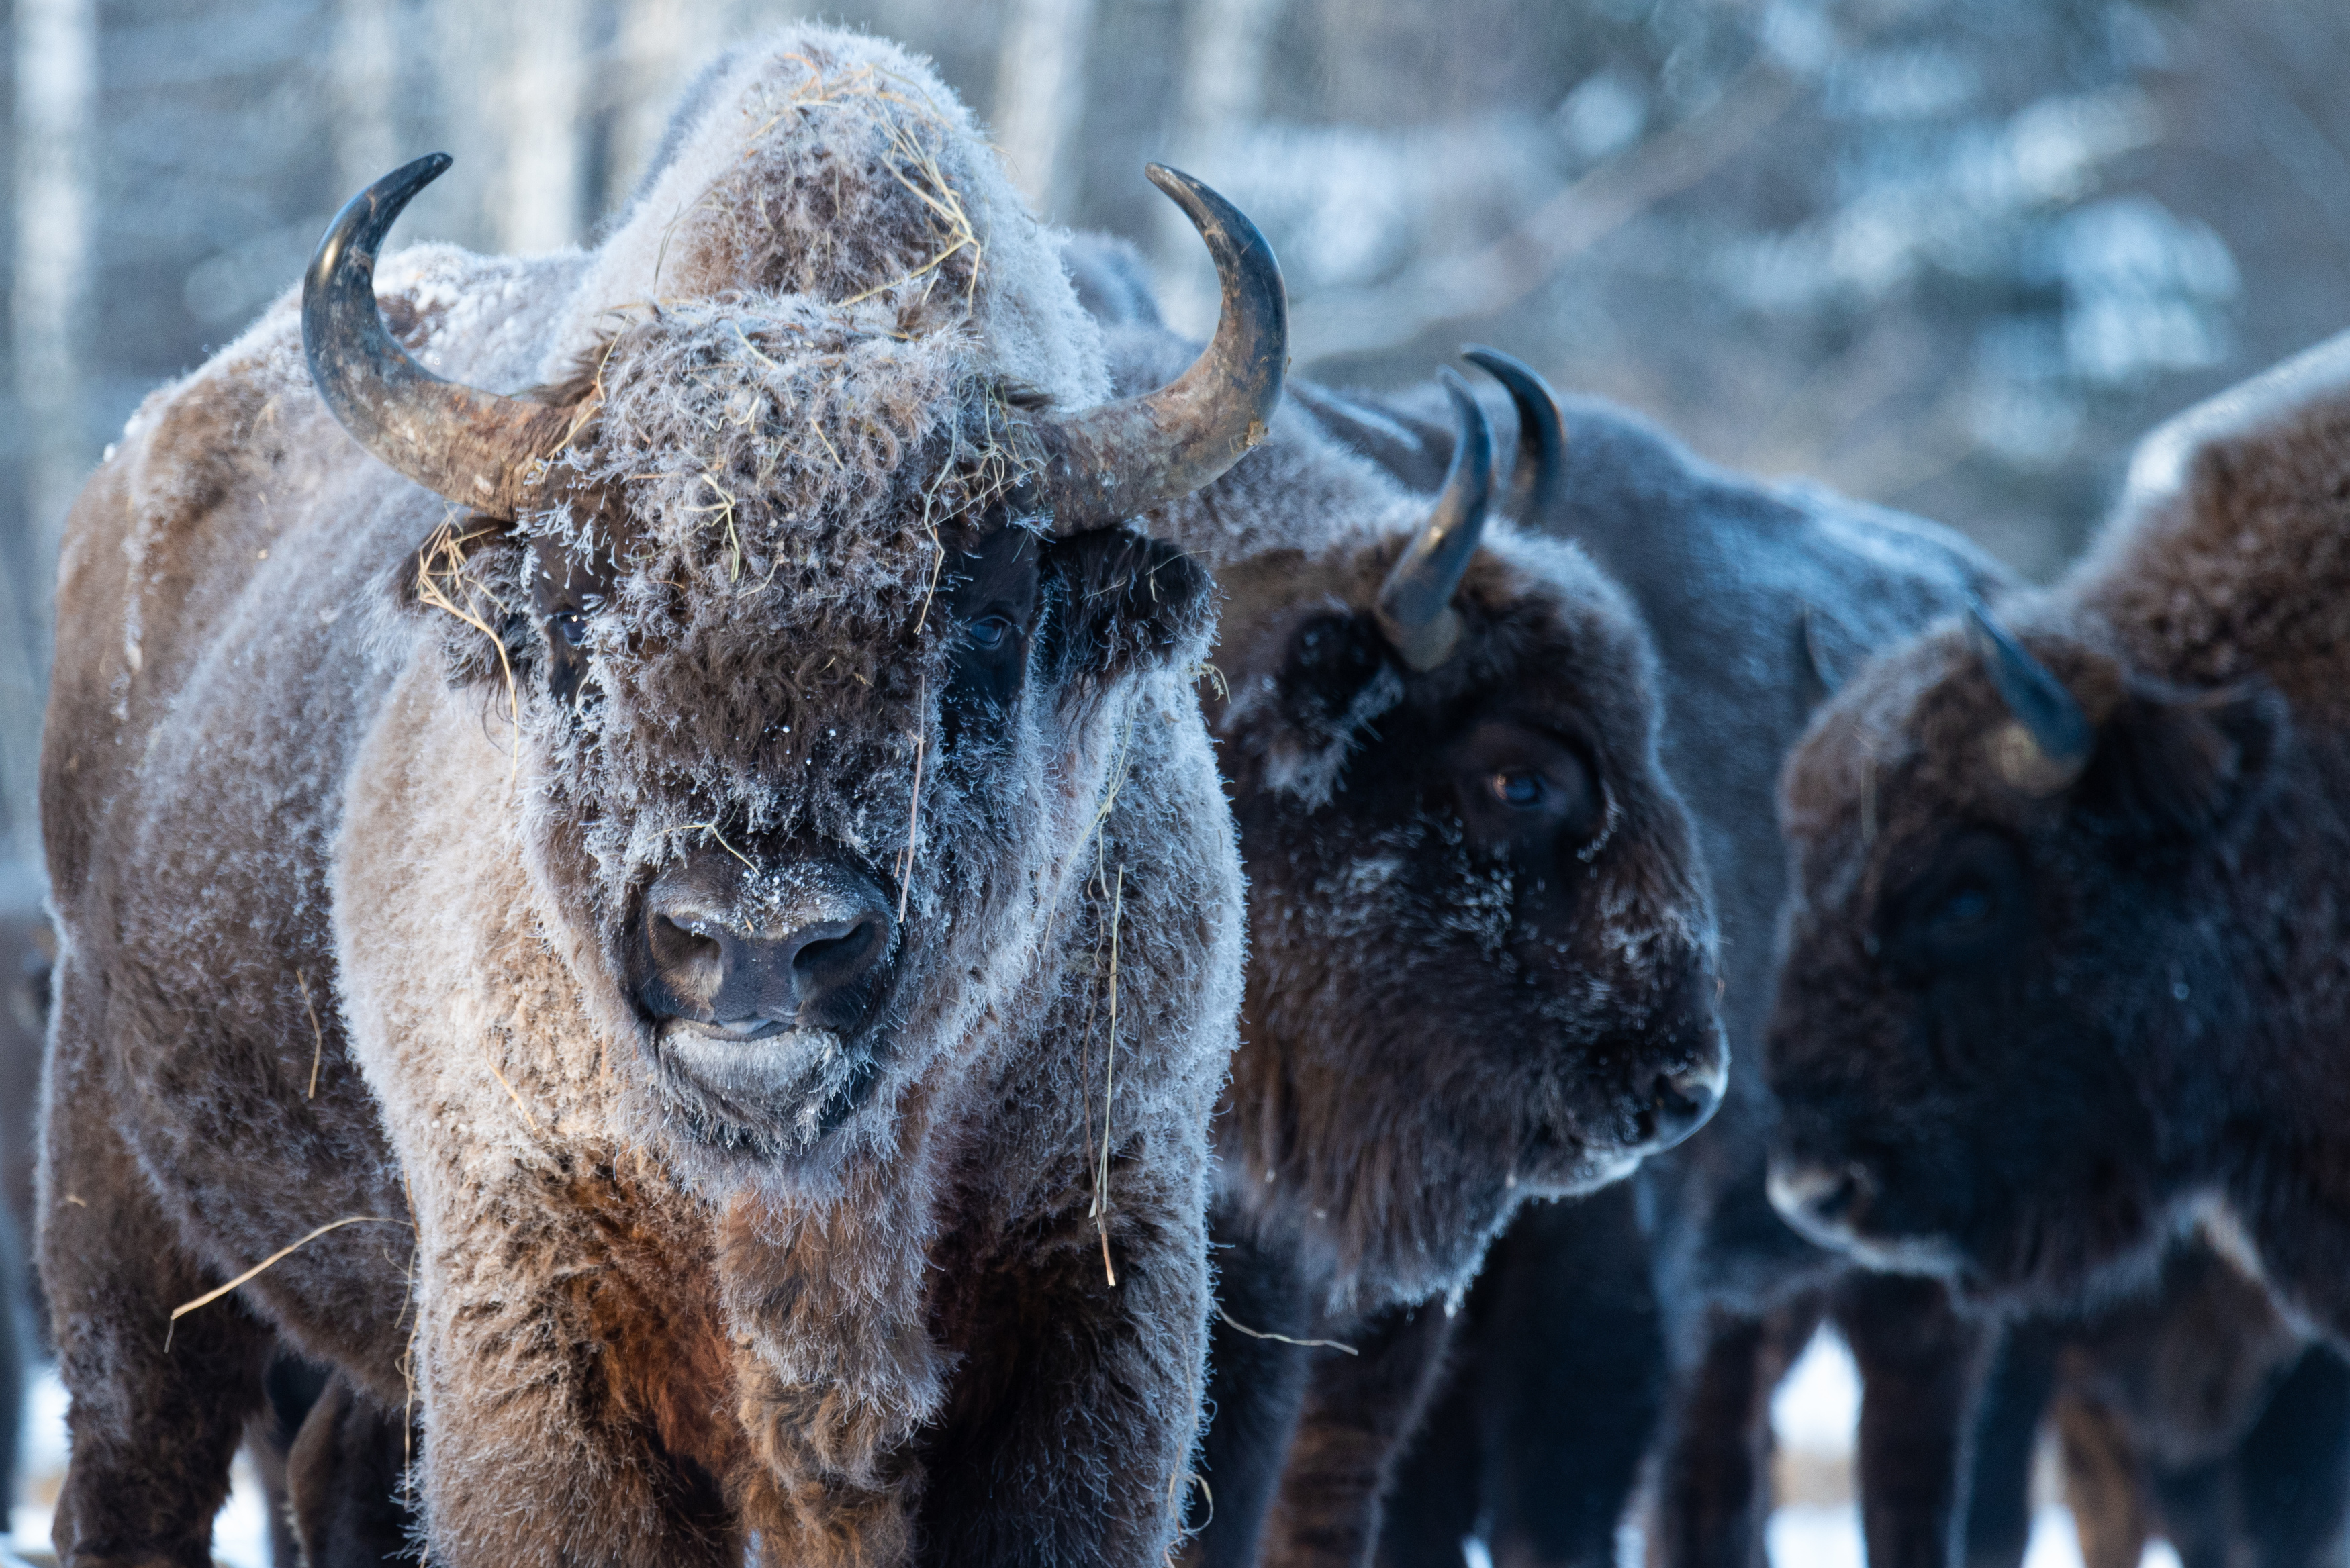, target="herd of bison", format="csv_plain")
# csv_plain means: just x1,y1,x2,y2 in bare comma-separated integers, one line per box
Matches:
4,21,2349,1568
